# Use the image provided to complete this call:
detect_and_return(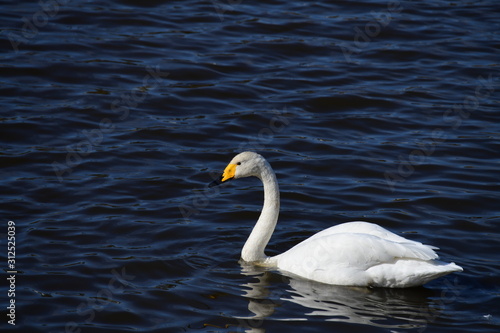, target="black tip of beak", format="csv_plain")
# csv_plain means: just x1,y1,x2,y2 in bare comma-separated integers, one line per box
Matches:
209,176,223,188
